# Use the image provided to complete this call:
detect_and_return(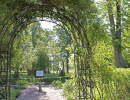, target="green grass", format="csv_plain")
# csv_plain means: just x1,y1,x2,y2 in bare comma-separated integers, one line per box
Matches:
10,88,21,100
44,73,59,78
